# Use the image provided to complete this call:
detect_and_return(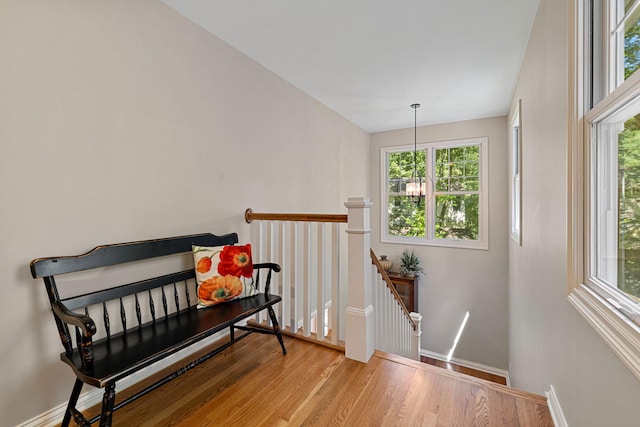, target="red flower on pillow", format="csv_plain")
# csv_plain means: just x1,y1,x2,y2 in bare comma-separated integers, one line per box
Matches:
218,244,253,278
196,256,213,274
